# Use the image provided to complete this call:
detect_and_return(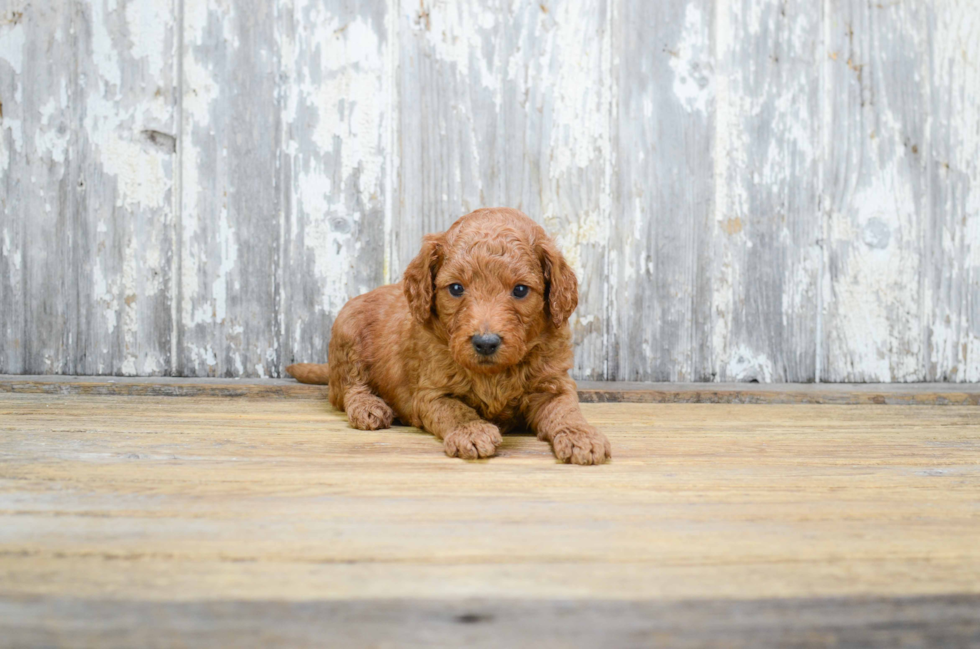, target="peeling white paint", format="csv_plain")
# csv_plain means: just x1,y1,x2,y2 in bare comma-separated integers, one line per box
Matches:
669,3,713,115
828,154,922,381
1,228,15,270
281,0,388,345
210,208,237,325
408,1,498,92
181,54,220,121
34,98,69,164
0,17,26,179
0,116,21,176
726,344,775,382
70,0,175,376
0,18,25,72
88,0,122,93
711,0,735,379
101,135,169,209
125,0,168,74
180,0,229,341
539,2,610,176
310,16,385,209
142,351,166,375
